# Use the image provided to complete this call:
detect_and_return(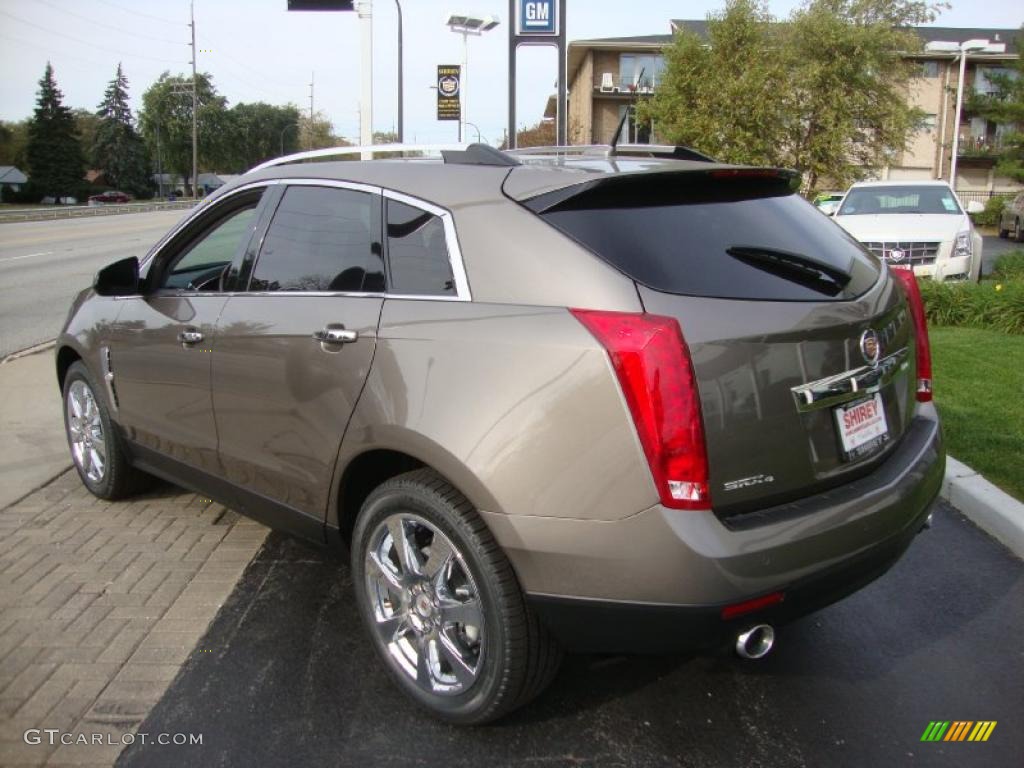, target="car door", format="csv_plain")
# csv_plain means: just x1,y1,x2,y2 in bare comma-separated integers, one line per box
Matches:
211,181,384,538
110,185,271,474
